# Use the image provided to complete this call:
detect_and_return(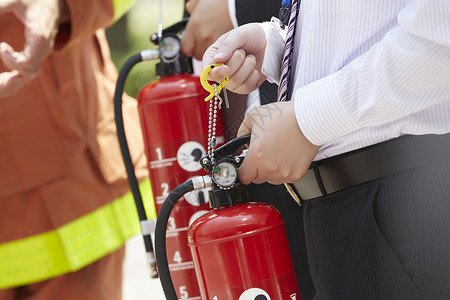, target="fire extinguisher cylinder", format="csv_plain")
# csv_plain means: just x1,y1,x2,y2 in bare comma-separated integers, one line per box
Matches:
116,18,220,298
154,176,212,300
188,196,301,299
